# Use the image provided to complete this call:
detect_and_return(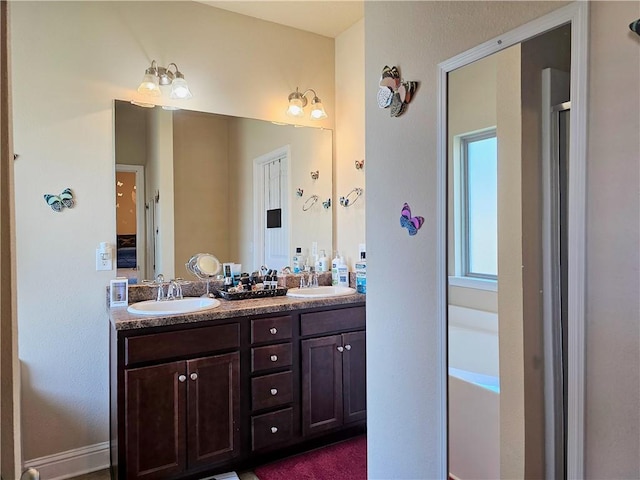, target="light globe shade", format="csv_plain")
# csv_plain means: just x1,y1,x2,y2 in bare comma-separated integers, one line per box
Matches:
310,99,327,120
137,73,161,97
170,77,193,99
287,97,305,117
